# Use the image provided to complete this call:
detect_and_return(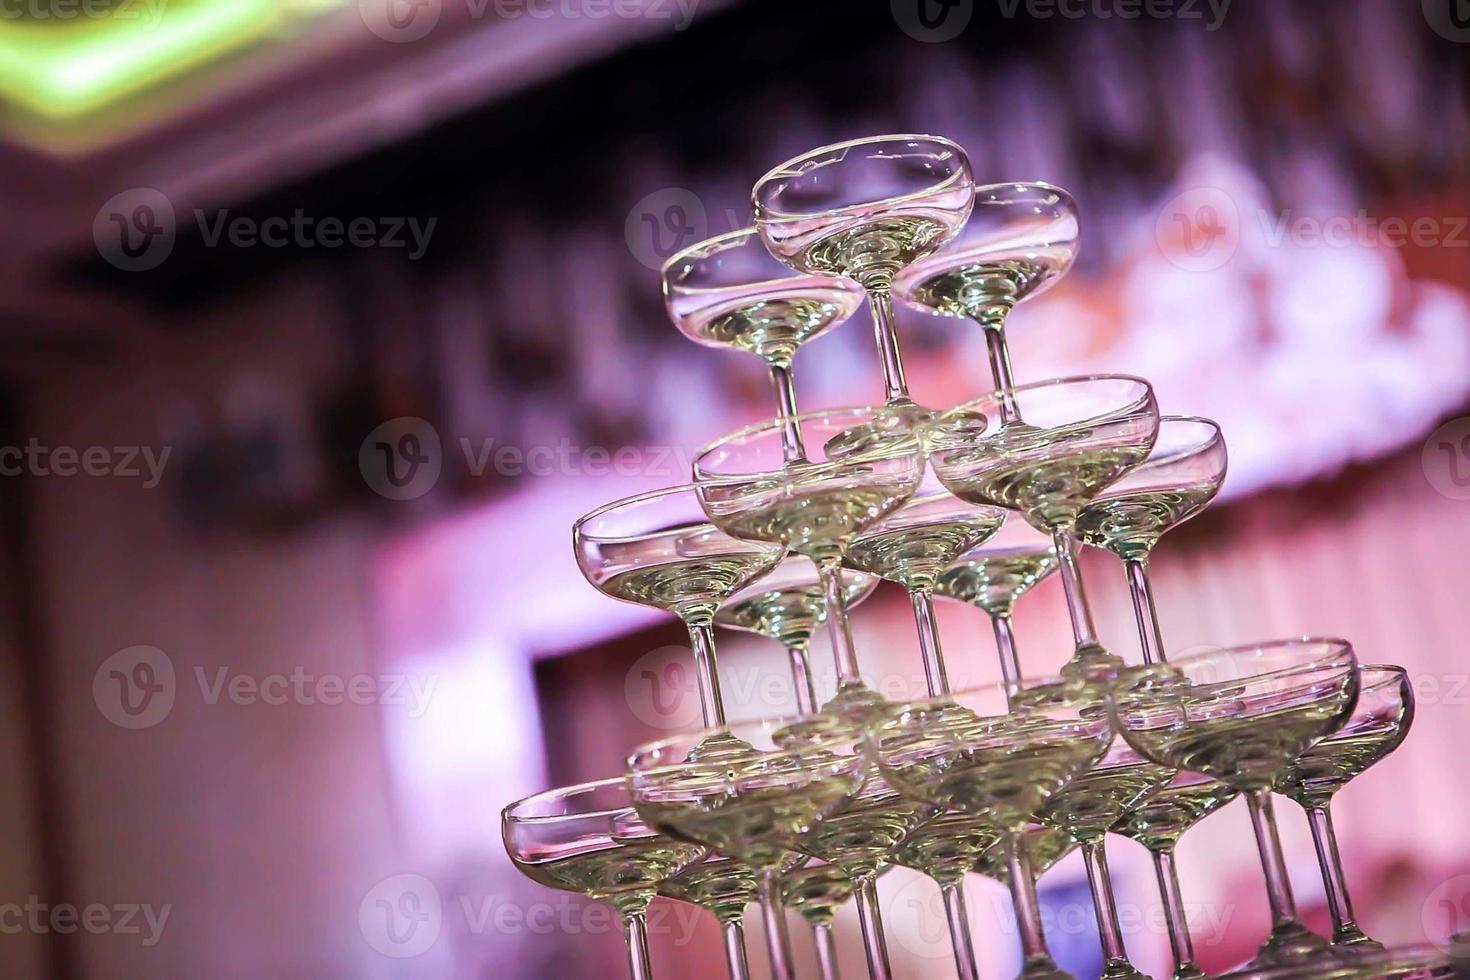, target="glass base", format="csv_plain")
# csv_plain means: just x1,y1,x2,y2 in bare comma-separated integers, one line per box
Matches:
1060,643,1126,683
1240,920,1331,971
1172,966,1208,980
1018,955,1075,980
1217,942,1454,979
1100,961,1153,980
819,682,891,726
